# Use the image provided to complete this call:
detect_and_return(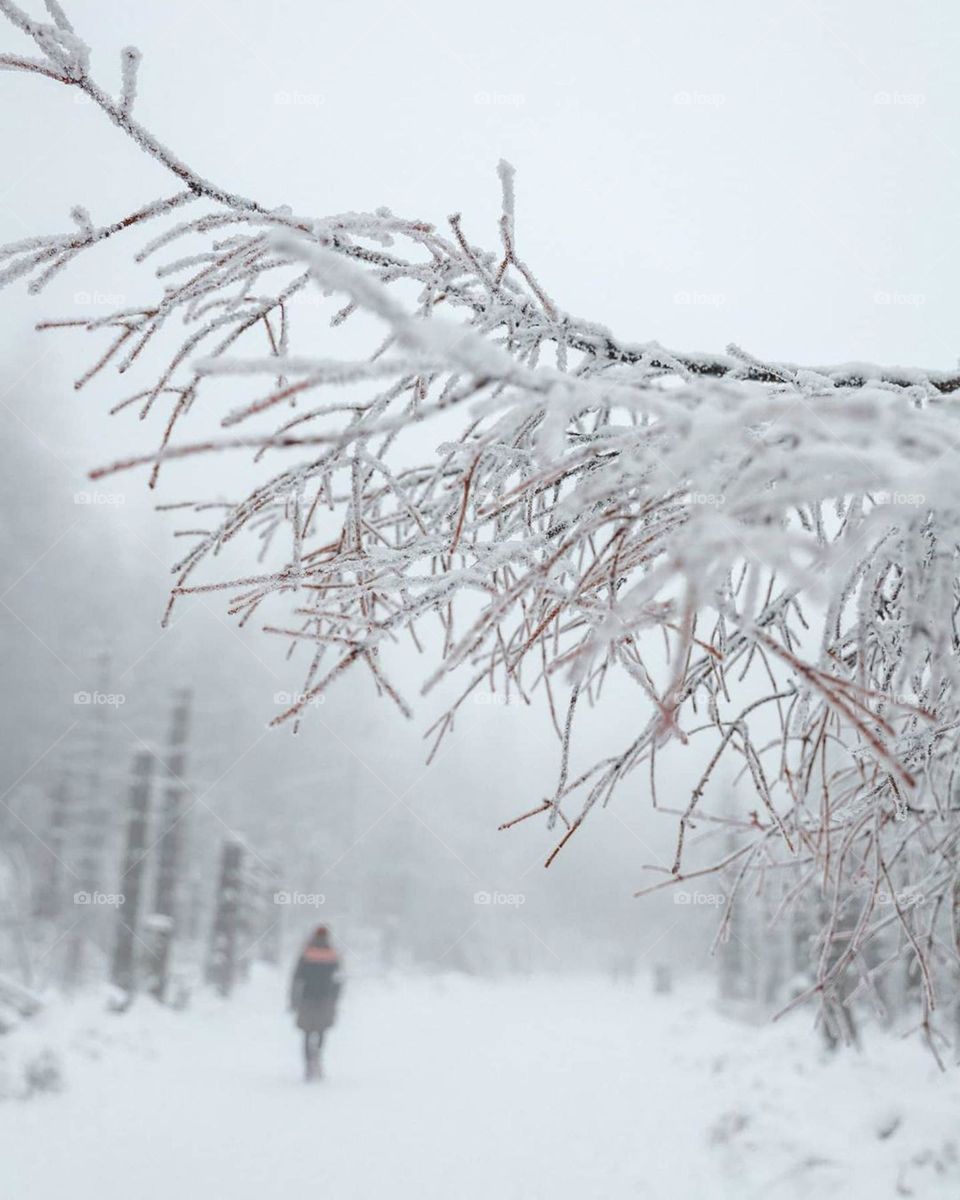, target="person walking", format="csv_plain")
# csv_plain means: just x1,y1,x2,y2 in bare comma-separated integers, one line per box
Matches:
289,925,343,1081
